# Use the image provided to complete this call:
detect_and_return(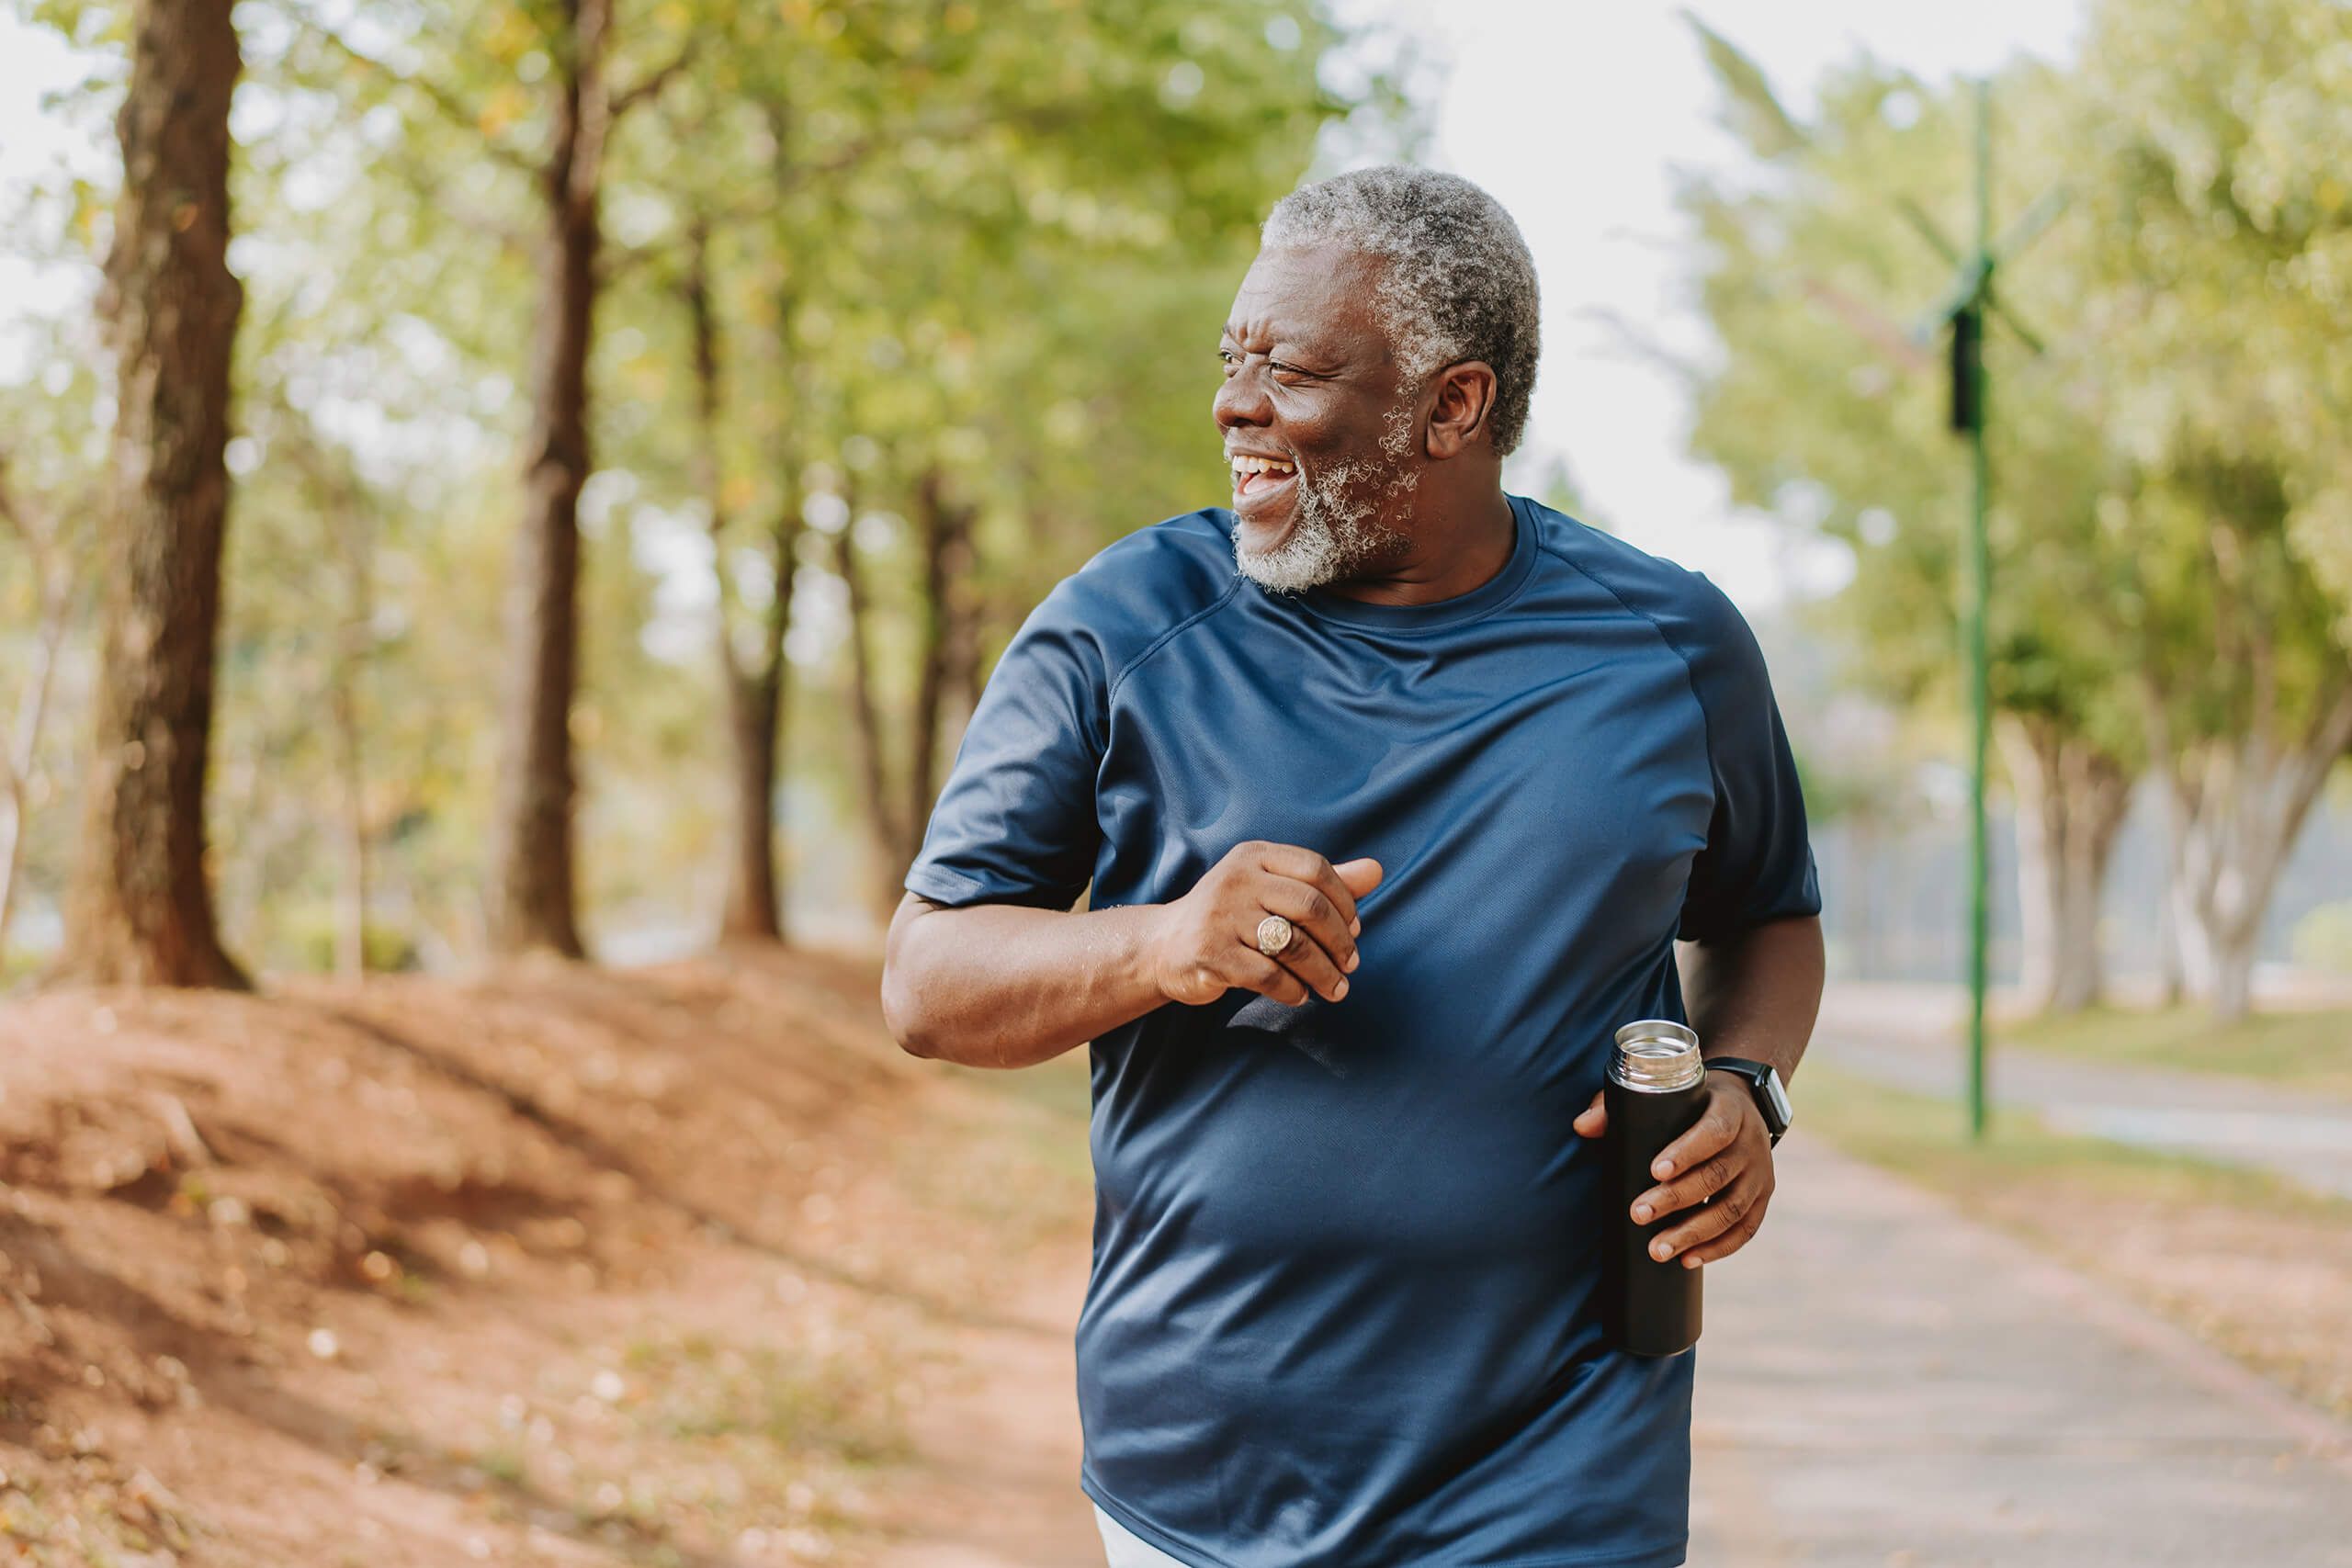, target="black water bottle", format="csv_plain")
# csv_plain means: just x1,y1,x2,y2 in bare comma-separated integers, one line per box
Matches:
1601,1019,1708,1357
